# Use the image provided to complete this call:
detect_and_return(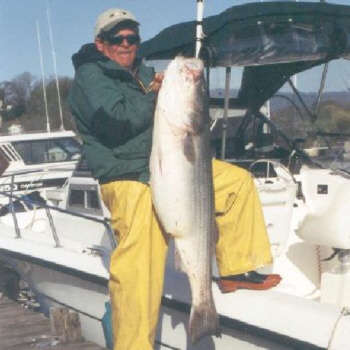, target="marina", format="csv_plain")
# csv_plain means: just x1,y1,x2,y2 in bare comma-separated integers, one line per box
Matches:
0,269,106,350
